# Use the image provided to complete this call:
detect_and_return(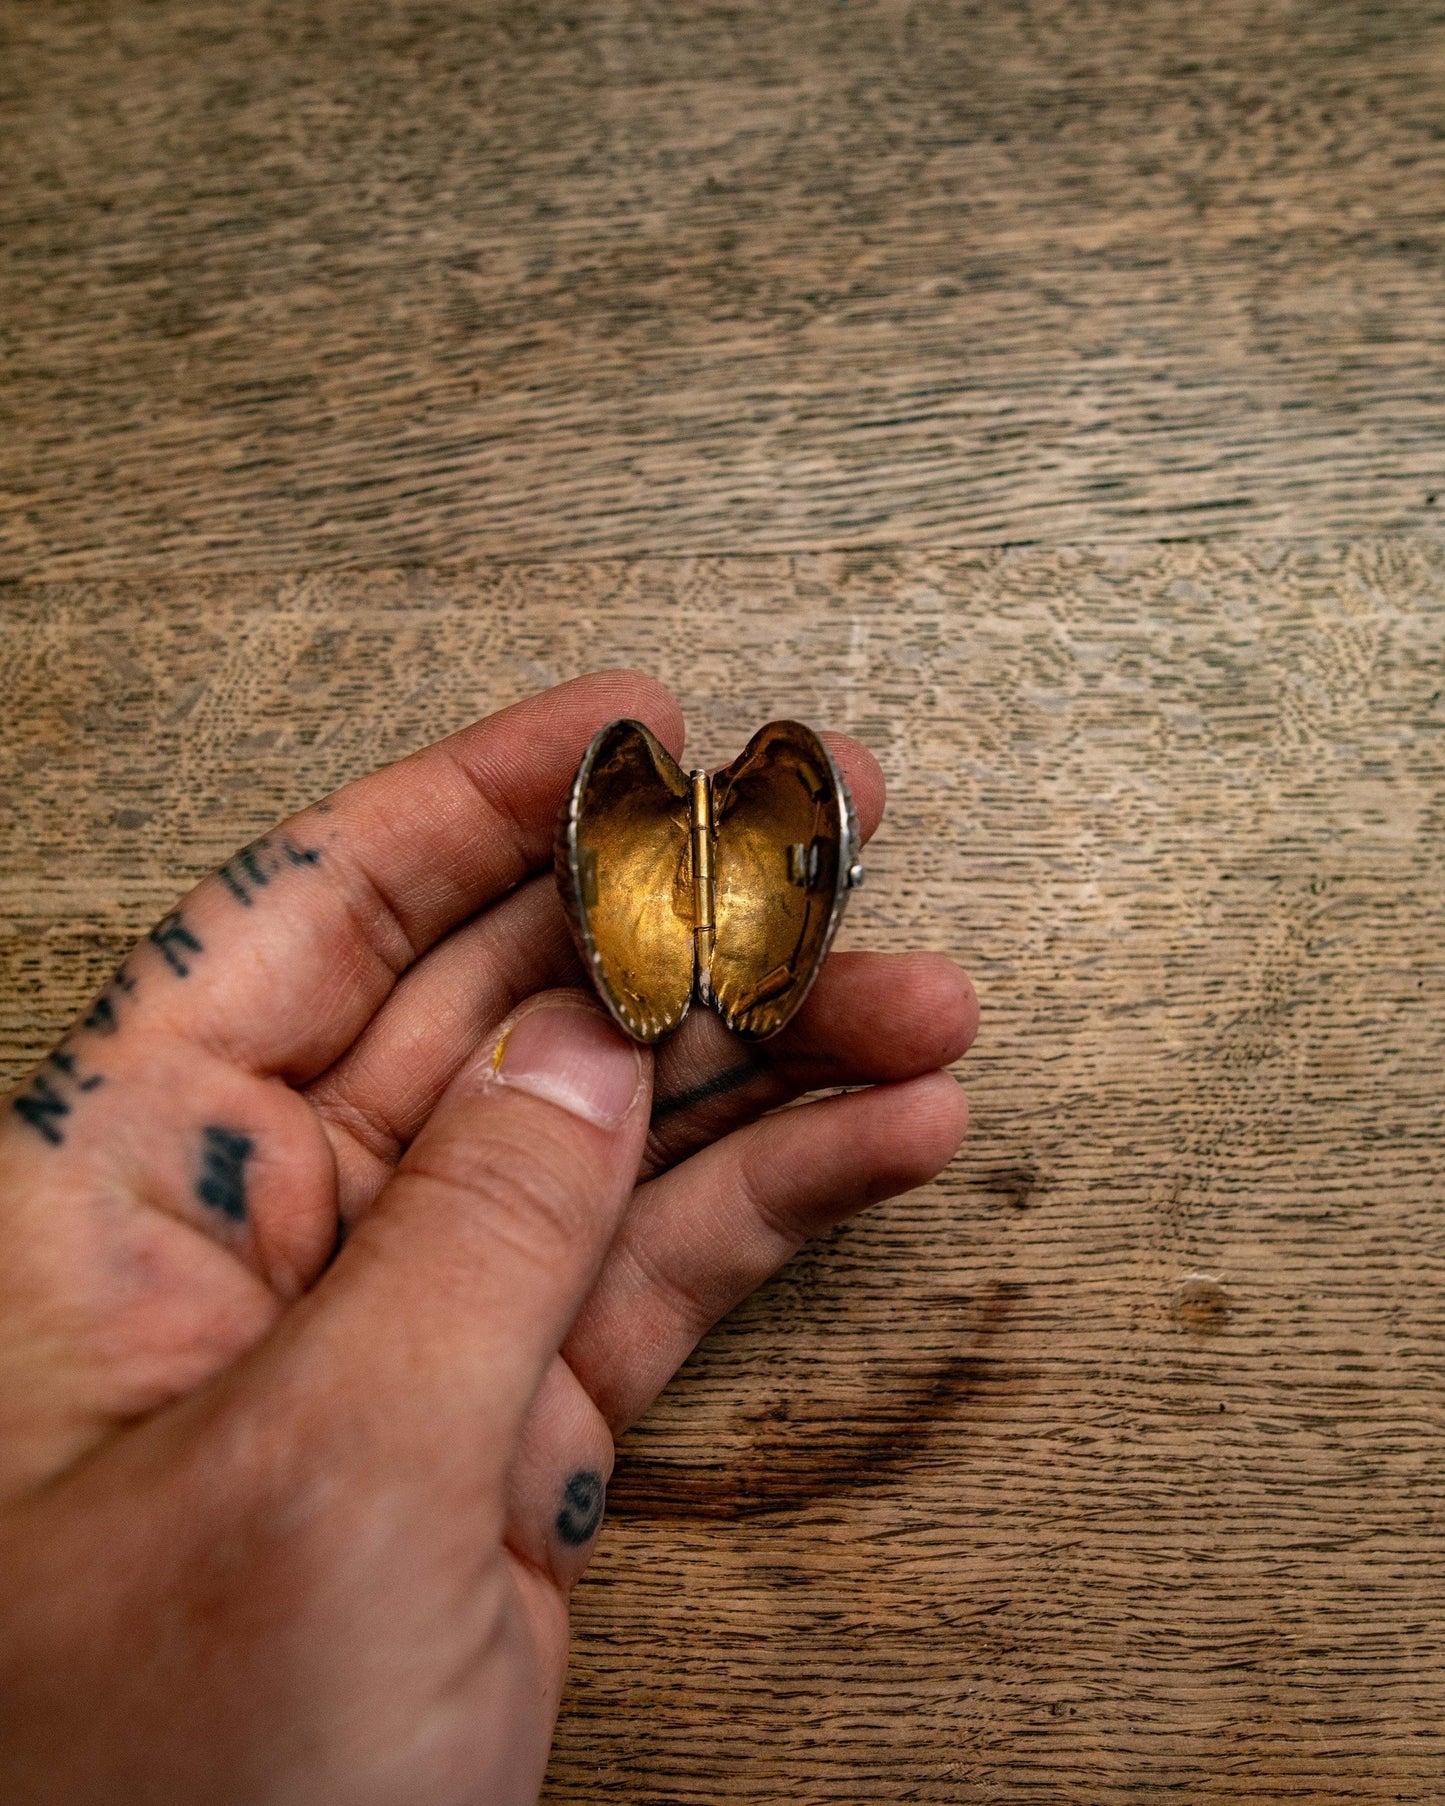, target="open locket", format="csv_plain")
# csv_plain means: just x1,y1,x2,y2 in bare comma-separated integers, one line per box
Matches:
556,719,863,1043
